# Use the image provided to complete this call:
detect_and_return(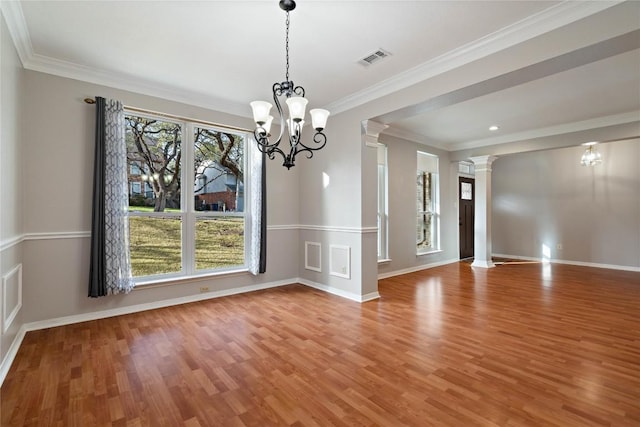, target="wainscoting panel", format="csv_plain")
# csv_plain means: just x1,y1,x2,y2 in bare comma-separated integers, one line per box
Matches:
329,245,351,279
2,264,22,333
304,241,322,272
